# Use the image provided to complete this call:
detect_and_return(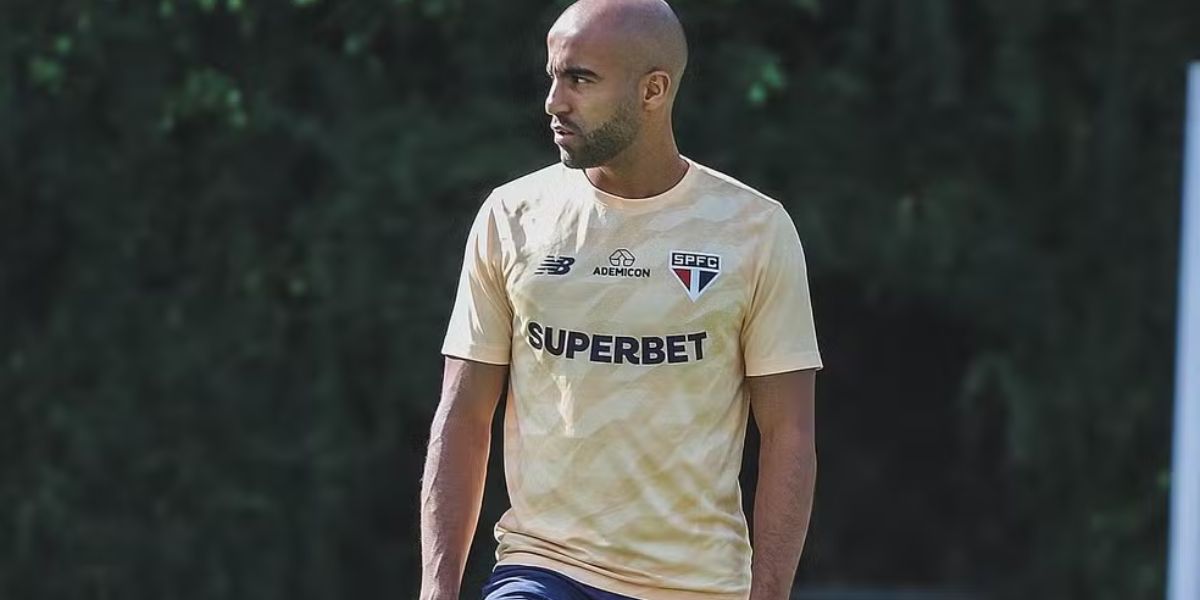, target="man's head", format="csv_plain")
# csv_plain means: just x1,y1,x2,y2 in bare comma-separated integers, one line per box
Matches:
544,0,688,169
